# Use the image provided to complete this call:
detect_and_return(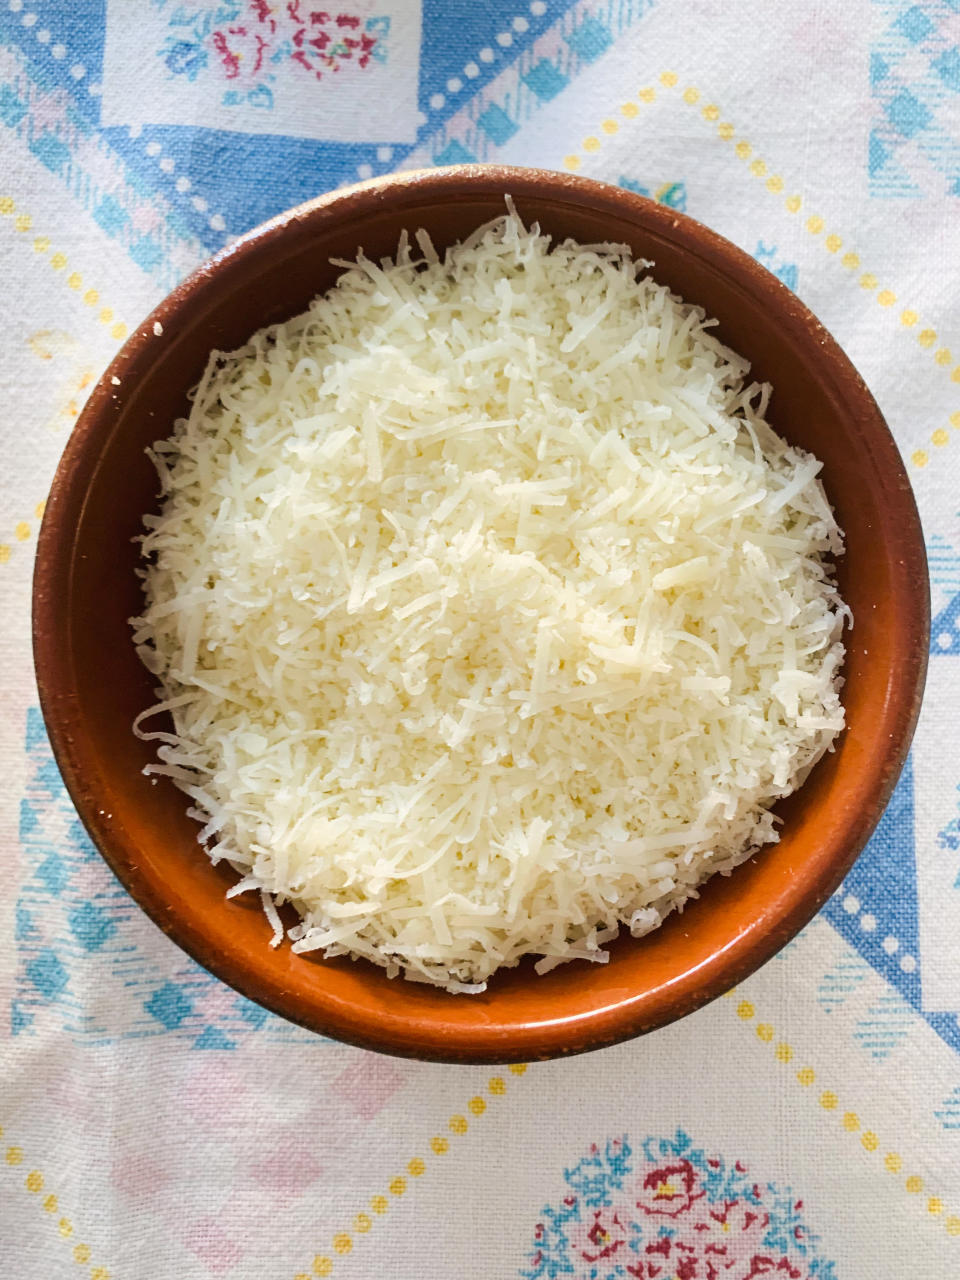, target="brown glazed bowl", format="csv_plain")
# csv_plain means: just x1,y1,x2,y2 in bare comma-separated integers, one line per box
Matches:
33,166,928,1063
